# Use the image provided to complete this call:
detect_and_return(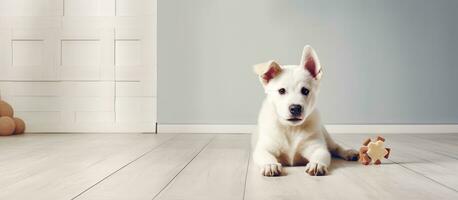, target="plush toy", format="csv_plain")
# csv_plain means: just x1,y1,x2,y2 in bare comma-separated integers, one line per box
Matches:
0,116,15,136
0,99,26,136
359,136,391,165
13,117,26,134
0,100,14,117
